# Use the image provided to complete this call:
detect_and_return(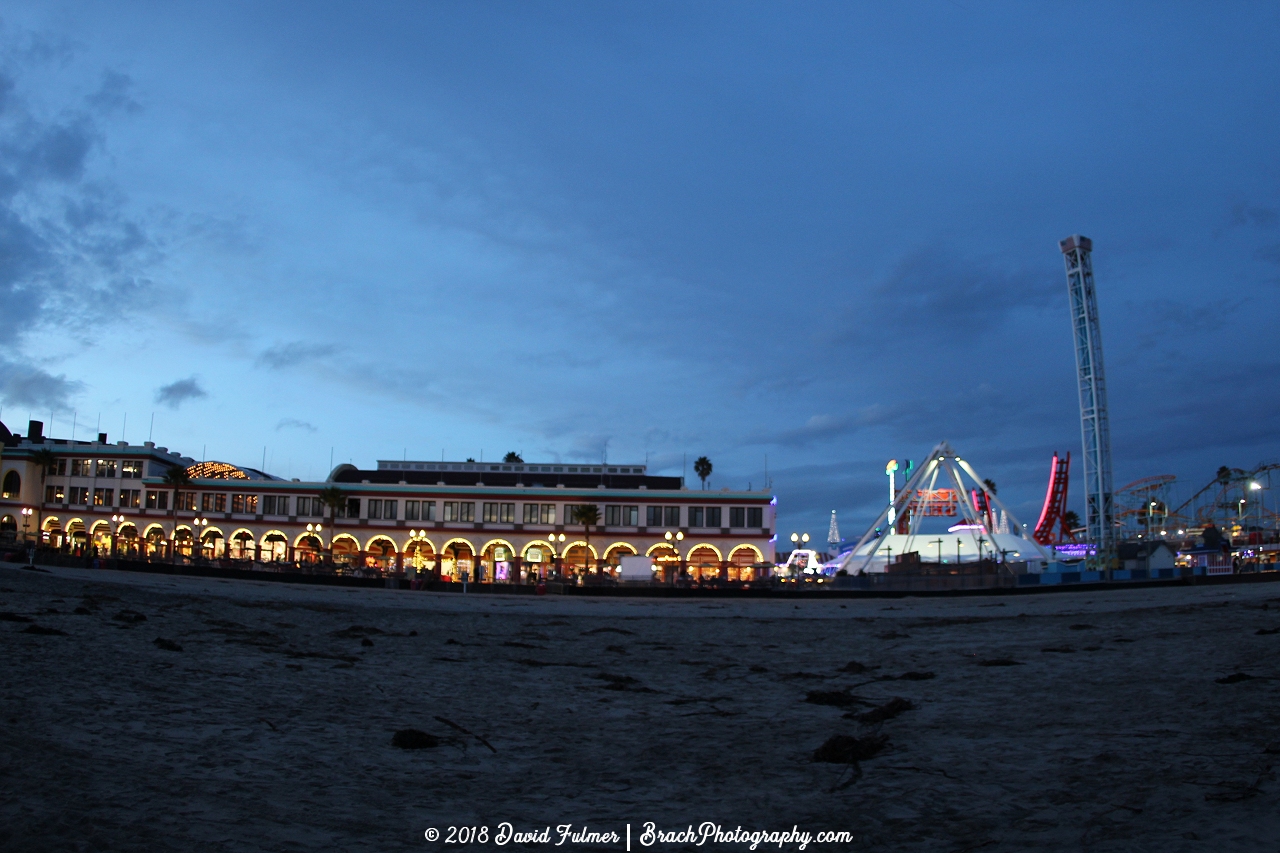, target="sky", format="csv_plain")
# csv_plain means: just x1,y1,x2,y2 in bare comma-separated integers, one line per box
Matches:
1,1,1278,542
